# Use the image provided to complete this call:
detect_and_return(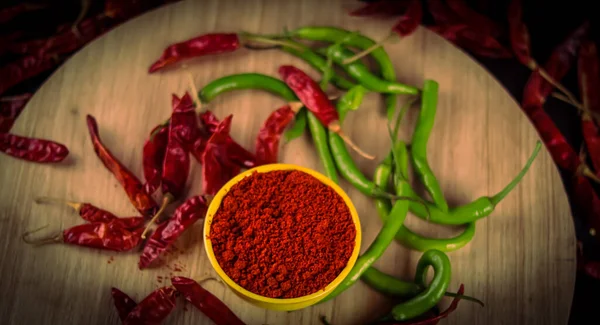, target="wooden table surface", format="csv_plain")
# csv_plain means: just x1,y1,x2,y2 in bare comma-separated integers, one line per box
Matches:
0,0,576,324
